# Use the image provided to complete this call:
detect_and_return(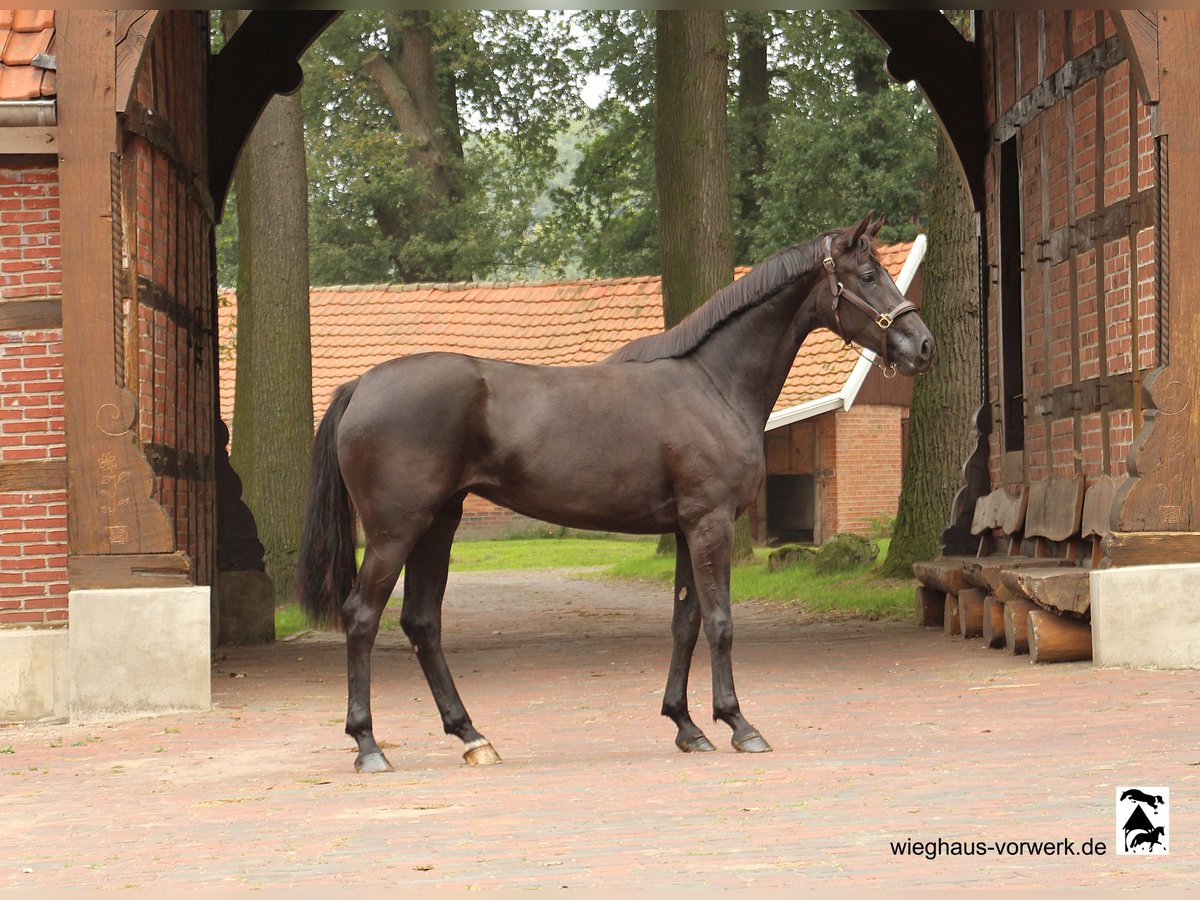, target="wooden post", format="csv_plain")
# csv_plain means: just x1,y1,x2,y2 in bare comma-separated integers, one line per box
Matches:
957,587,986,638
915,586,945,627
943,592,961,636
982,596,1006,648
1003,598,1039,655
1028,610,1092,664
